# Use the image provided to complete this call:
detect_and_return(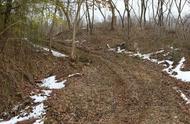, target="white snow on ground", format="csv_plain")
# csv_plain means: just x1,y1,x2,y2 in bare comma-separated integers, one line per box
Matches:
33,119,44,124
133,50,164,62
108,44,190,104
107,44,116,52
173,87,190,104
40,76,66,89
68,73,81,78
179,91,190,104
171,57,190,82
41,47,67,57
30,90,52,103
163,57,190,82
0,73,77,124
116,47,126,53
51,50,67,57
134,52,190,82
29,42,67,57
0,103,46,124
108,45,190,83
